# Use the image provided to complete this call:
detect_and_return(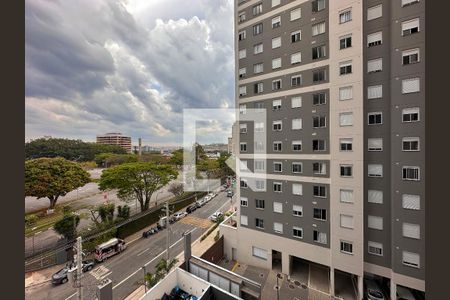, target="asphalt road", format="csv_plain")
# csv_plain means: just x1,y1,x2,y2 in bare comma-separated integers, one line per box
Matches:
25,190,232,300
